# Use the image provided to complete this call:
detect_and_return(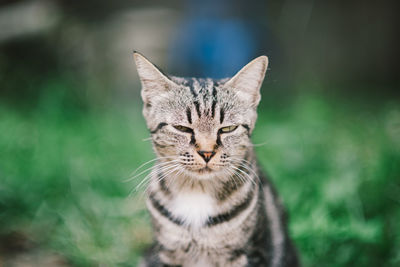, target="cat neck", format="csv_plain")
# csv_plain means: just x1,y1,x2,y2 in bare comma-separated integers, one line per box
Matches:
150,169,228,196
